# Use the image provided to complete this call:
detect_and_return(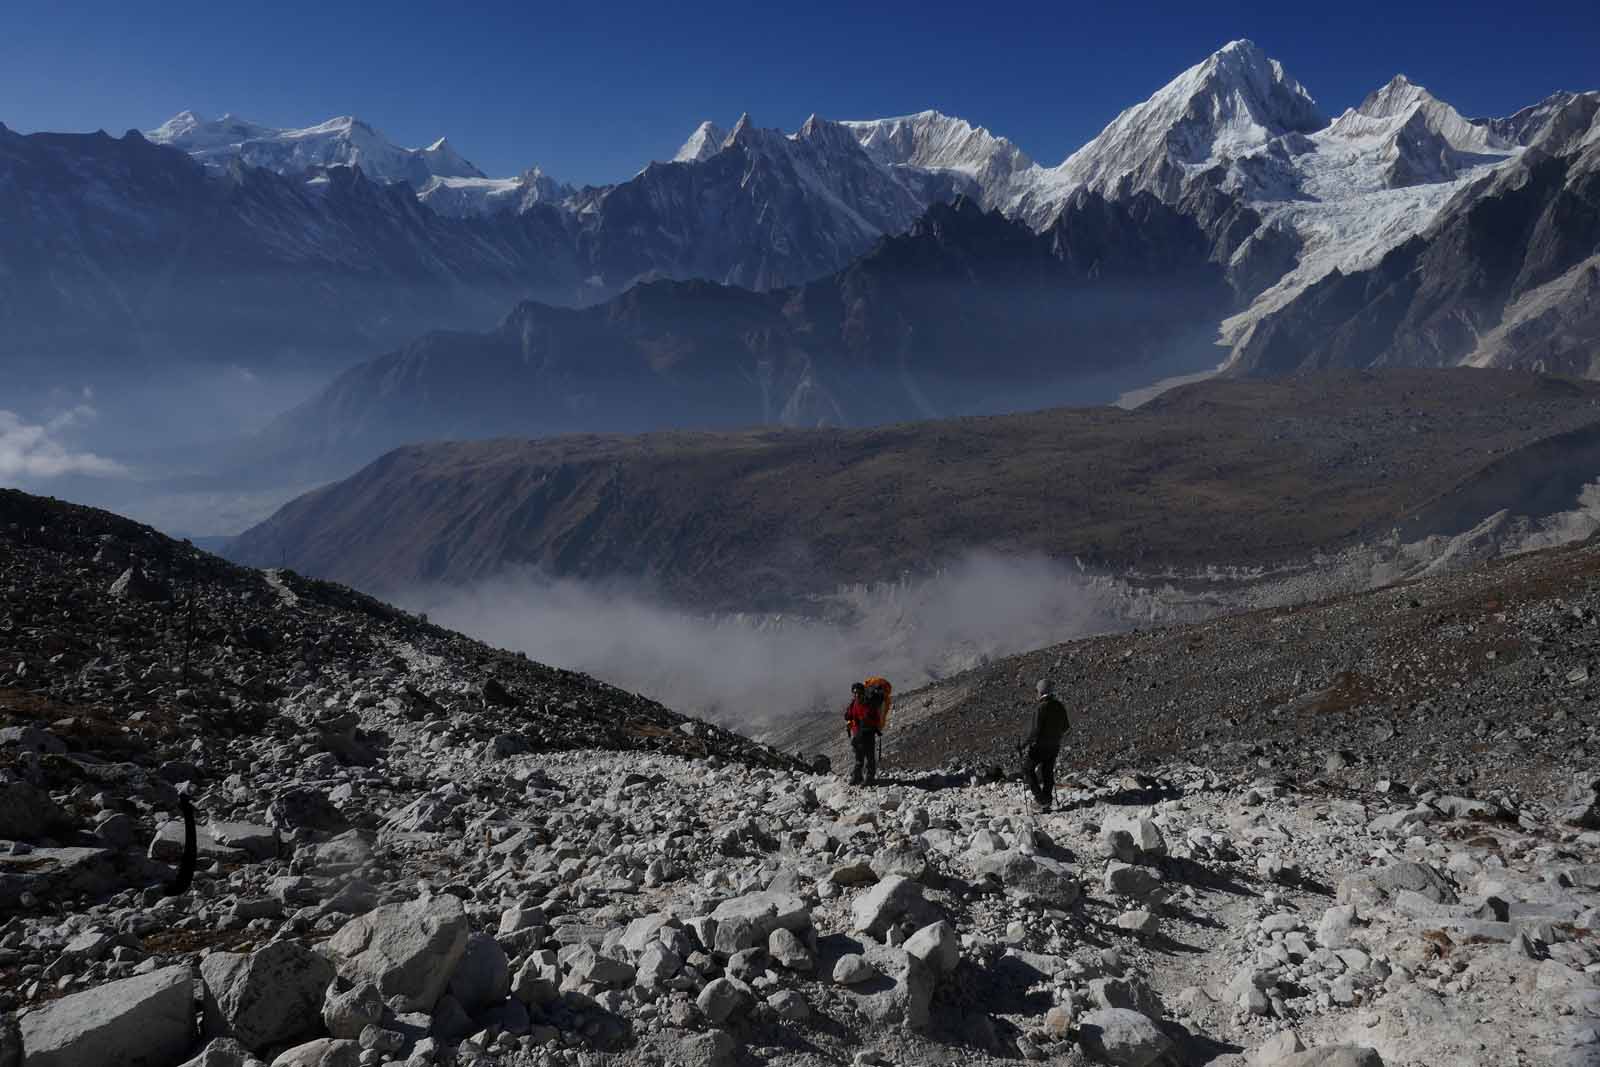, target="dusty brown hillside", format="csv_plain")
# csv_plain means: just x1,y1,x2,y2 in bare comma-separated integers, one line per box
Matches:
233,369,1600,611
803,531,1600,807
